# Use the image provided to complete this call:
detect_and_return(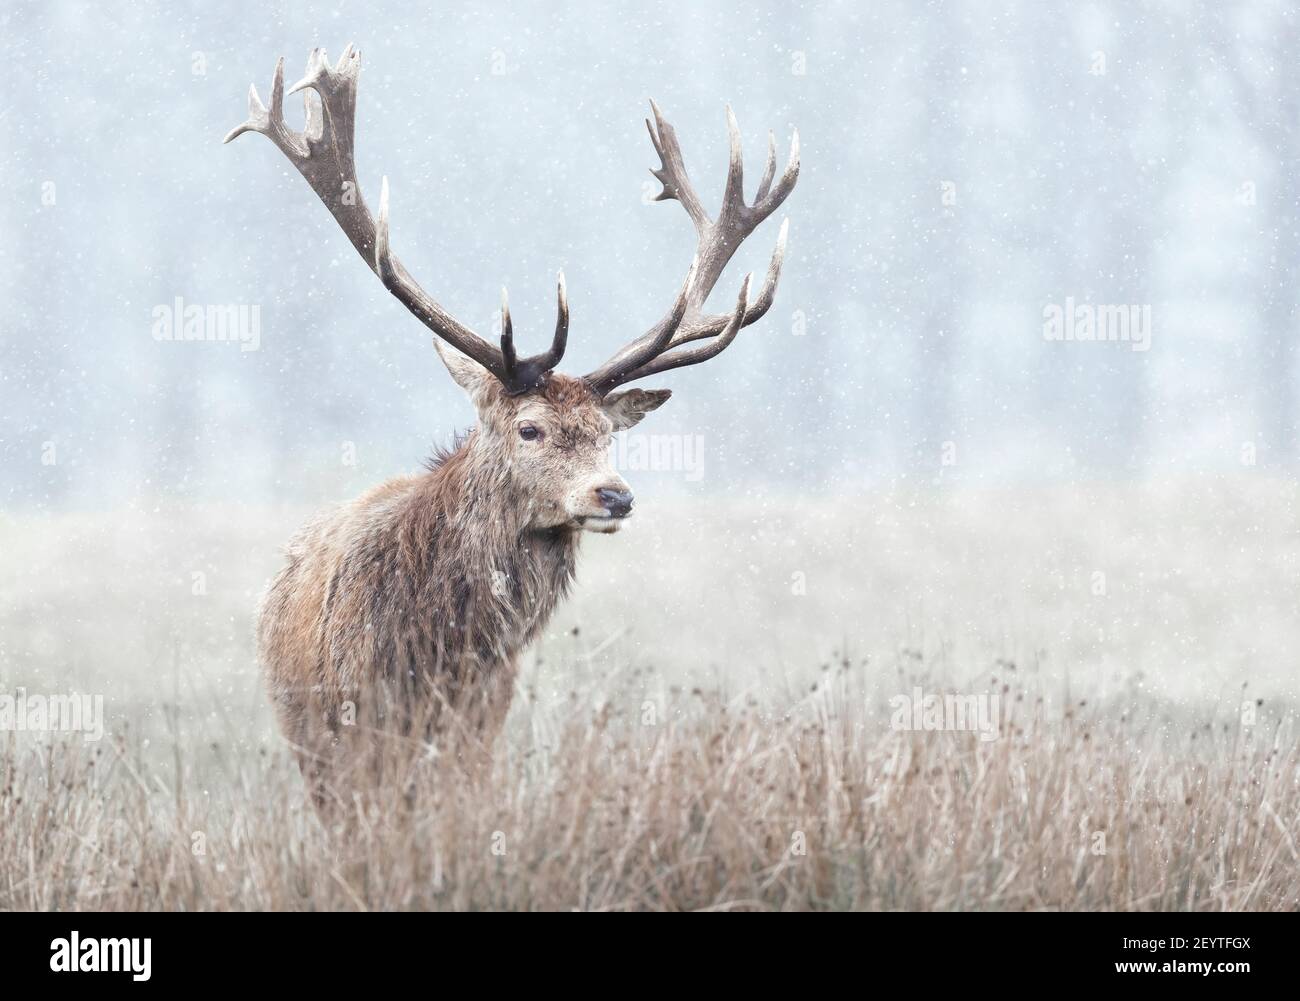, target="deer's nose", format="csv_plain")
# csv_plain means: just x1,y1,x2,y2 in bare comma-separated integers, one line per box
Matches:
595,487,634,518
